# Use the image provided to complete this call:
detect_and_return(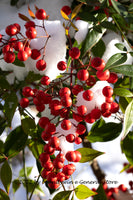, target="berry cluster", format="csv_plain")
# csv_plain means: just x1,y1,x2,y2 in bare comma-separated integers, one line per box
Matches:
0,8,50,74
